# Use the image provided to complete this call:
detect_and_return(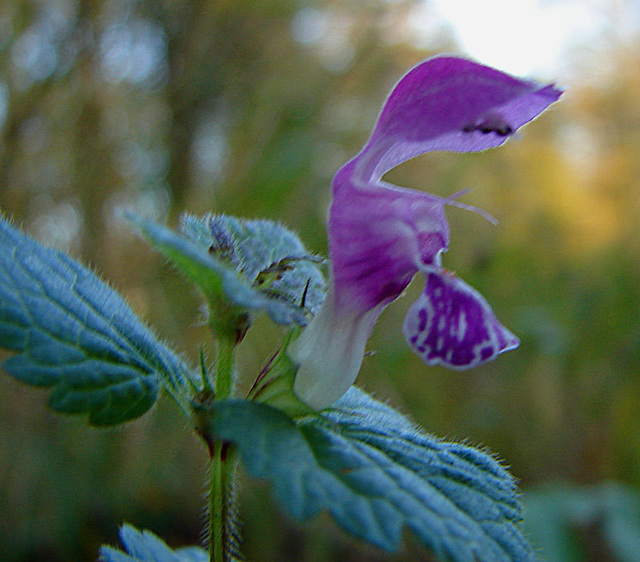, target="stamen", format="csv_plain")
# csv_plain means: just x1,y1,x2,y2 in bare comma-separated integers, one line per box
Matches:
444,190,498,225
